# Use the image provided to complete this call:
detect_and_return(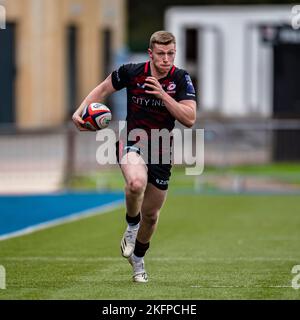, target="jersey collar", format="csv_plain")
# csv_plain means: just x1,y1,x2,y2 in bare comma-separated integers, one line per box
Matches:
145,61,176,79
